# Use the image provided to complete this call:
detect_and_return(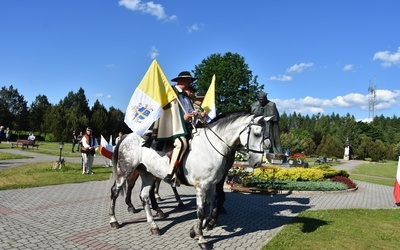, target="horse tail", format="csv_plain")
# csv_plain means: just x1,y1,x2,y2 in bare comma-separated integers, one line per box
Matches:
110,134,125,181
